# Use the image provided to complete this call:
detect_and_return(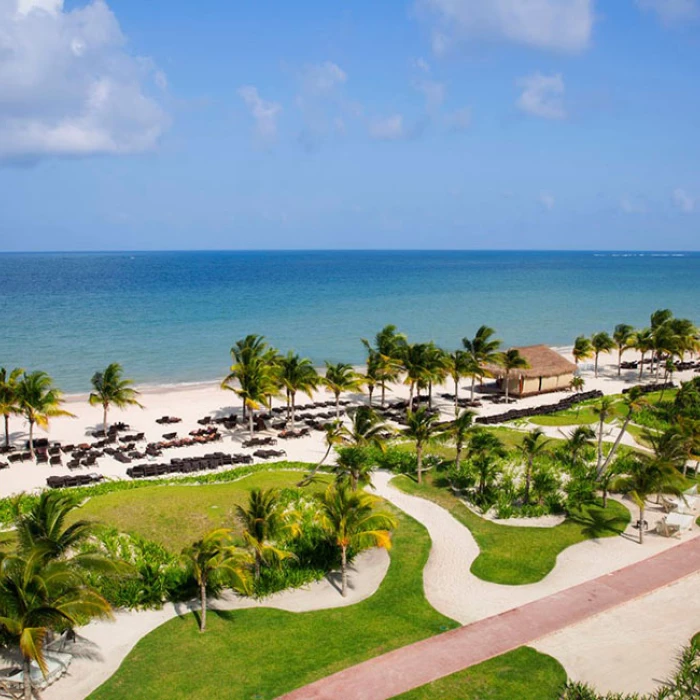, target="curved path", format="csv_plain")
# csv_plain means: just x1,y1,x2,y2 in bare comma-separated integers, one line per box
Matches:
280,476,700,700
